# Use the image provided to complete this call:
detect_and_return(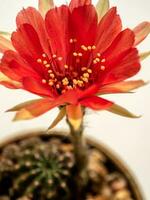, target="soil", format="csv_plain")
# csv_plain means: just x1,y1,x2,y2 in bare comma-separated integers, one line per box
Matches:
0,132,140,200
